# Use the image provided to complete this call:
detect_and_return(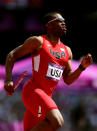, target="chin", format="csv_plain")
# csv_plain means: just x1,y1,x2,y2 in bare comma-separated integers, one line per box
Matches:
55,30,66,37
60,31,66,37
63,31,66,35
